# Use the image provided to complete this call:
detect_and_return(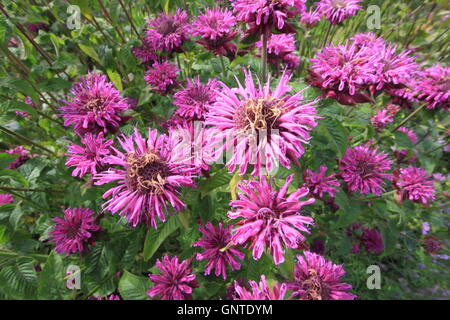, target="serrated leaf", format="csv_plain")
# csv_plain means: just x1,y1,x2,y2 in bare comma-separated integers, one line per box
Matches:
118,270,149,300
143,215,180,261
320,118,348,158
